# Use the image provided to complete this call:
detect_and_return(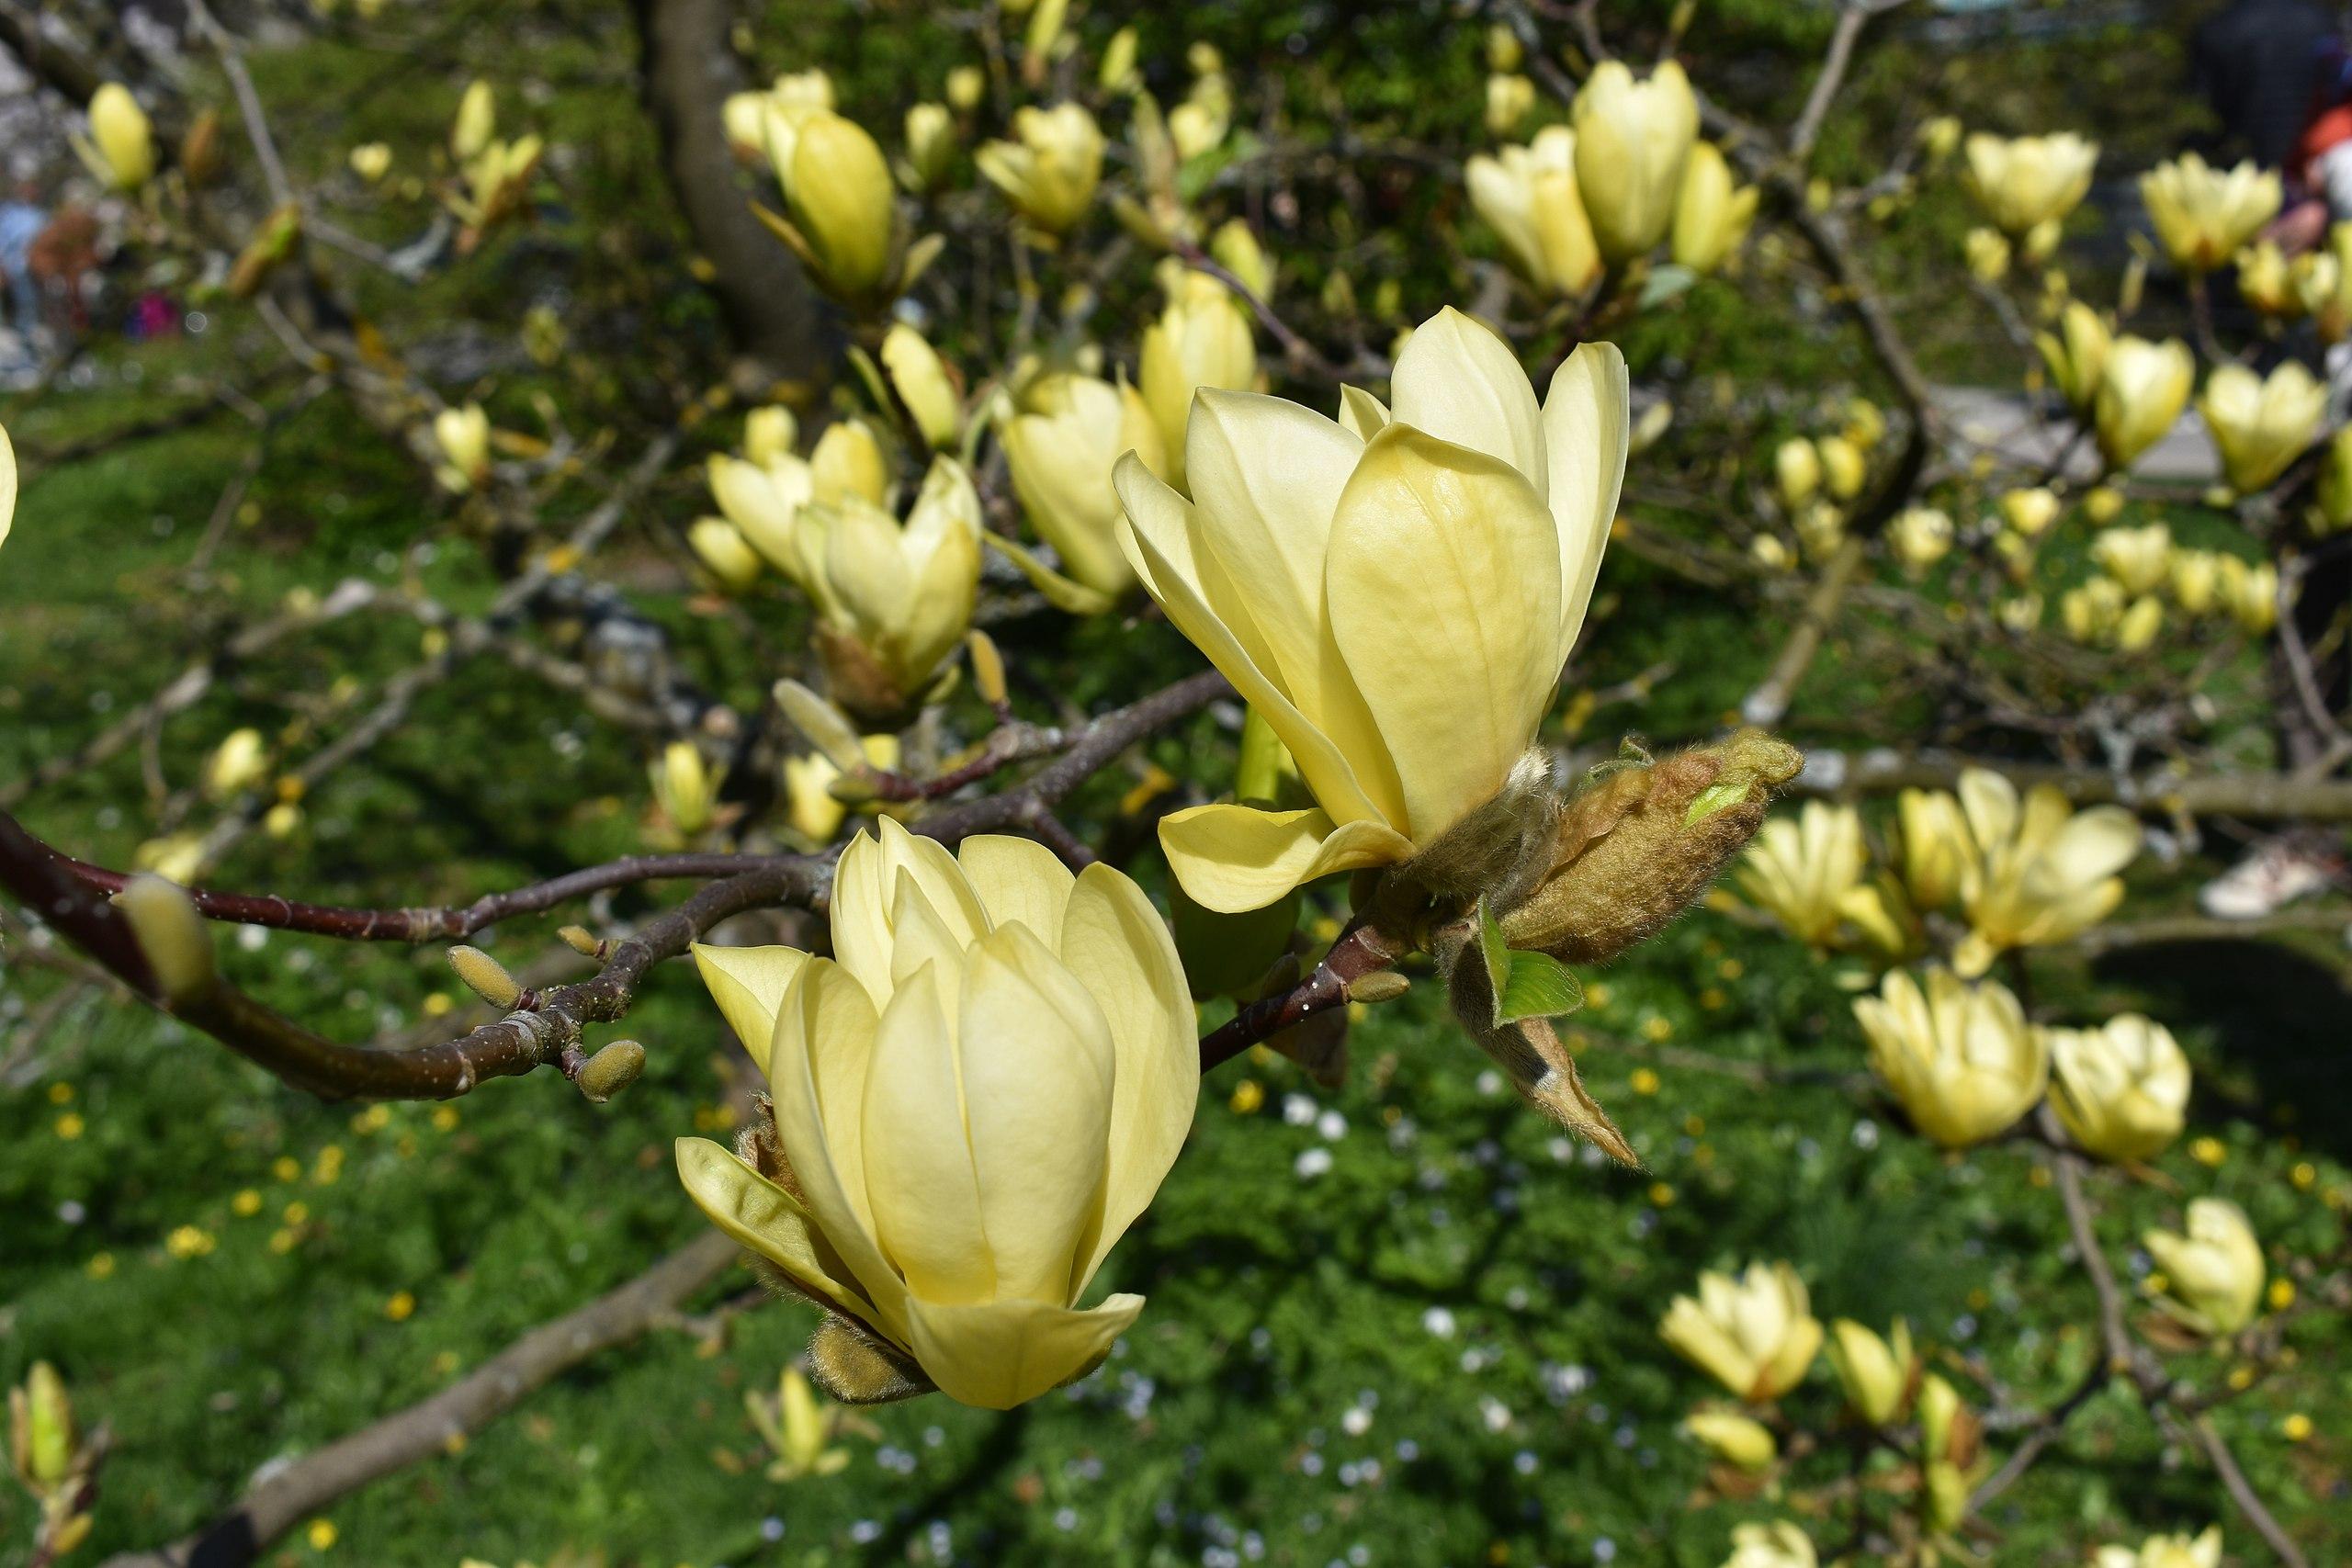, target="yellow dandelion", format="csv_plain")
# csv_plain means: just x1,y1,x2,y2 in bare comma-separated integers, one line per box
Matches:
269,1229,299,1254
2267,1278,2296,1311
283,1201,309,1224
2189,1136,2225,1167
431,1104,460,1133
272,1156,301,1182
1640,1015,1673,1043
165,1224,216,1259
232,1189,263,1216
1630,1067,1661,1096
1228,1079,1265,1114
1647,1182,1676,1207
2290,1161,2315,1190
385,1291,417,1322
86,1252,116,1280
306,1517,338,1551
2282,1412,2313,1442
54,1112,85,1140
1717,958,1744,980
48,1082,75,1103
1587,982,1613,1009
